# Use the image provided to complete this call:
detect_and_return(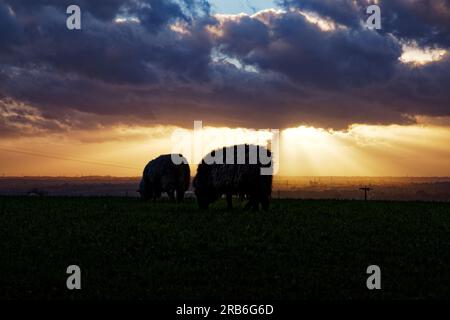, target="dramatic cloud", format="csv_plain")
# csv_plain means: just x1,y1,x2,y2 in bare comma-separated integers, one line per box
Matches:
0,0,449,136
216,10,402,88
282,0,450,47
